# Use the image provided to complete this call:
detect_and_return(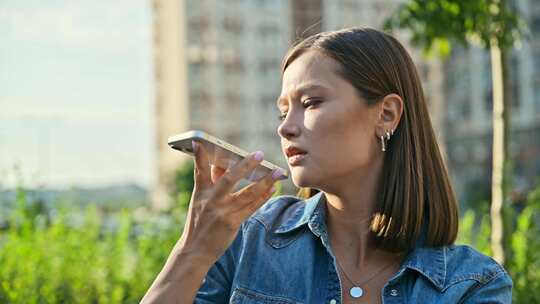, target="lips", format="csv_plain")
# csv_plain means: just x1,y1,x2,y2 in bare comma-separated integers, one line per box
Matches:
285,146,308,166
285,146,307,158
288,153,307,166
